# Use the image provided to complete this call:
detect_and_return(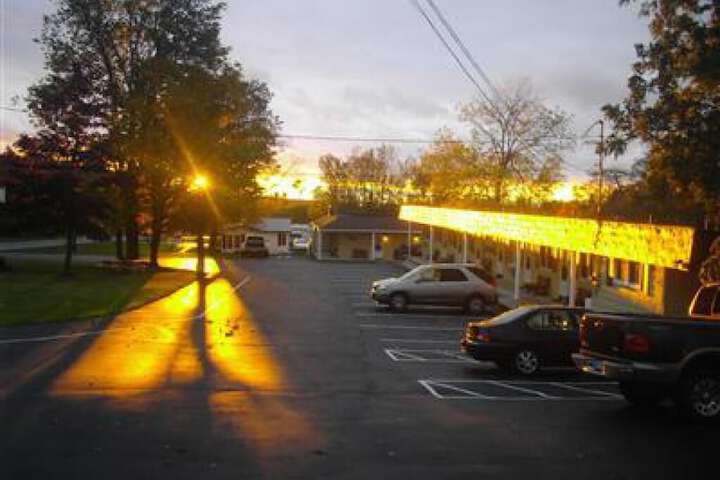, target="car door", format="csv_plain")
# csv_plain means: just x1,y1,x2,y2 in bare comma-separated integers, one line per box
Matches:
407,267,443,304
554,310,581,364
523,310,565,364
436,268,471,305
